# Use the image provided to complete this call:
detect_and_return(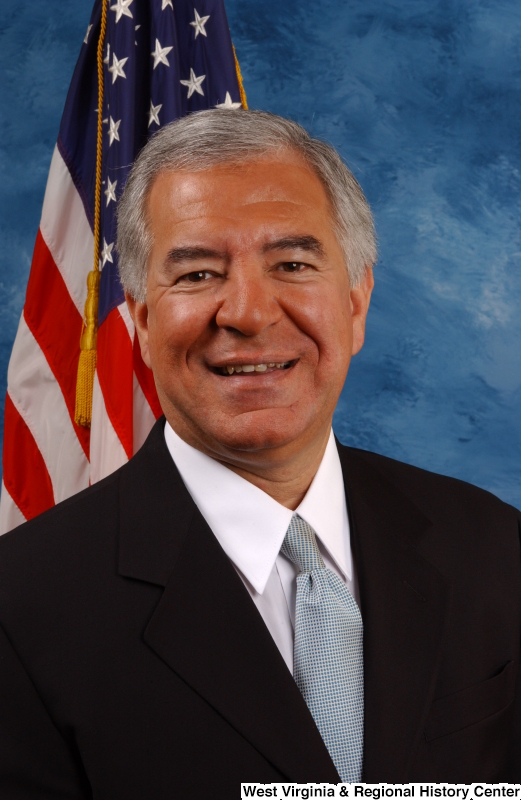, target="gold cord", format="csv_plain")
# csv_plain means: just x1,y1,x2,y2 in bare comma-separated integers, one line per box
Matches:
75,0,108,427
233,45,248,109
